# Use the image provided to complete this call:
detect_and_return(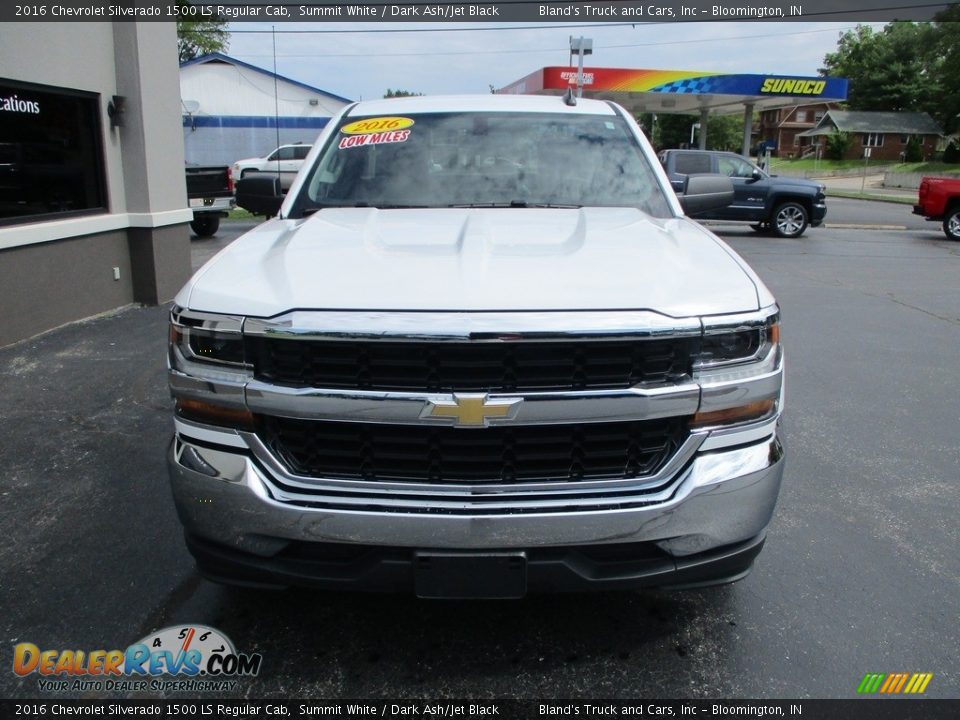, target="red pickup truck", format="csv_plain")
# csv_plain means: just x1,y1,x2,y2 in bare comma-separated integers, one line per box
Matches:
914,176,960,241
